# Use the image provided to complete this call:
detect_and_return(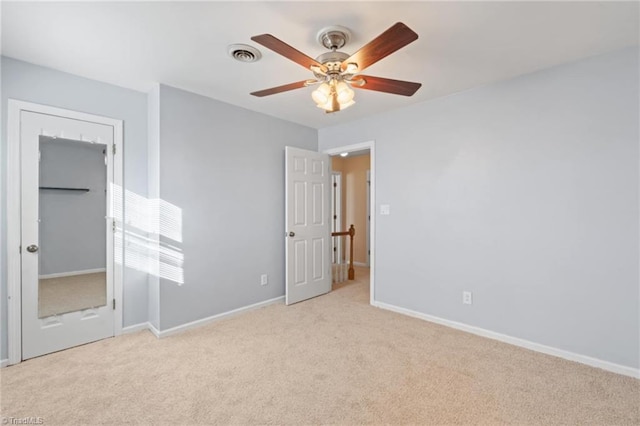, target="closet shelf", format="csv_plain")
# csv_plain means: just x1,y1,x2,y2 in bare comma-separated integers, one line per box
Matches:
39,187,90,192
